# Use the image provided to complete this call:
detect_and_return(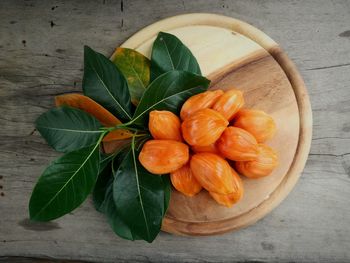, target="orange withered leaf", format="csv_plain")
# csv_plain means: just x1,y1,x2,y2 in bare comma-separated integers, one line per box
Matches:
170,163,202,197
55,93,133,142
181,108,228,146
212,89,244,121
190,153,236,194
149,110,182,141
234,109,277,142
55,93,120,126
180,90,224,120
139,140,189,175
217,127,258,161
102,138,131,155
103,130,133,142
235,144,279,179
